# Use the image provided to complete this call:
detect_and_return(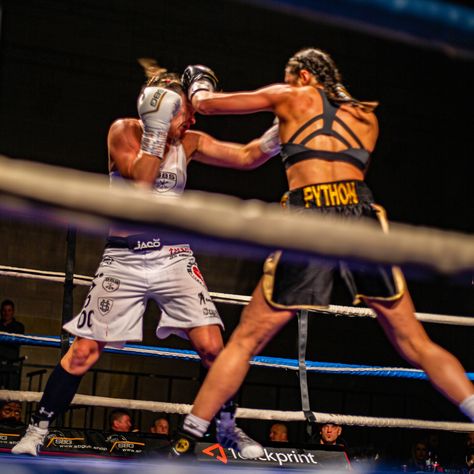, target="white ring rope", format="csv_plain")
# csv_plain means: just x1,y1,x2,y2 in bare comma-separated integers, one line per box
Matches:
1,264,472,326
0,390,472,432
1,155,474,275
